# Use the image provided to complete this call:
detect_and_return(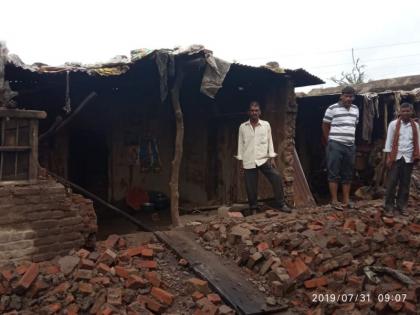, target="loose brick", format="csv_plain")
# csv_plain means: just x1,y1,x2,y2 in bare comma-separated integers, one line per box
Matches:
257,242,269,252
90,276,111,286
151,287,174,305
192,291,205,301
304,276,328,289
76,248,91,258
42,303,61,314
228,212,244,218
115,265,131,279
107,287,122,305
99,249,118,265
121,246,145,258
141,248,154,258
79,258,95,270
136,260,157,269
207,293,222,305
186,278,210,294
138,295,166,313
126,275,149,289
285,257,310,281
97,263,112,275
74,269,93,280
145,271,161,288
105,234,120,249
17,262,39,291
79,282,94,294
